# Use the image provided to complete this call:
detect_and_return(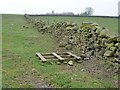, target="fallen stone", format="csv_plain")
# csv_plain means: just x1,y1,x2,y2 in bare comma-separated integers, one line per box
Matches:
81,69,85,72
66,44,72,50
56,62,61,65
59,41,67,47
68,61,73,66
